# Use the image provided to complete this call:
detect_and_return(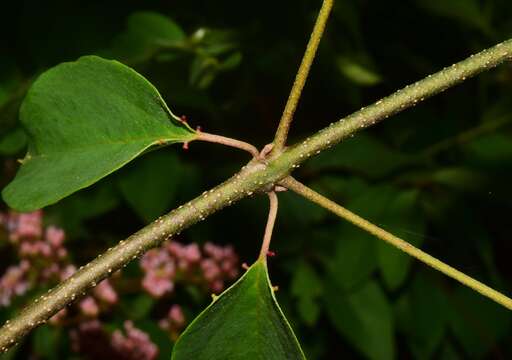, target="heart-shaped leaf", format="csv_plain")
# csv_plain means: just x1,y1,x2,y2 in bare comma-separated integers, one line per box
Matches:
171,260,306,360
2,56,196,211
